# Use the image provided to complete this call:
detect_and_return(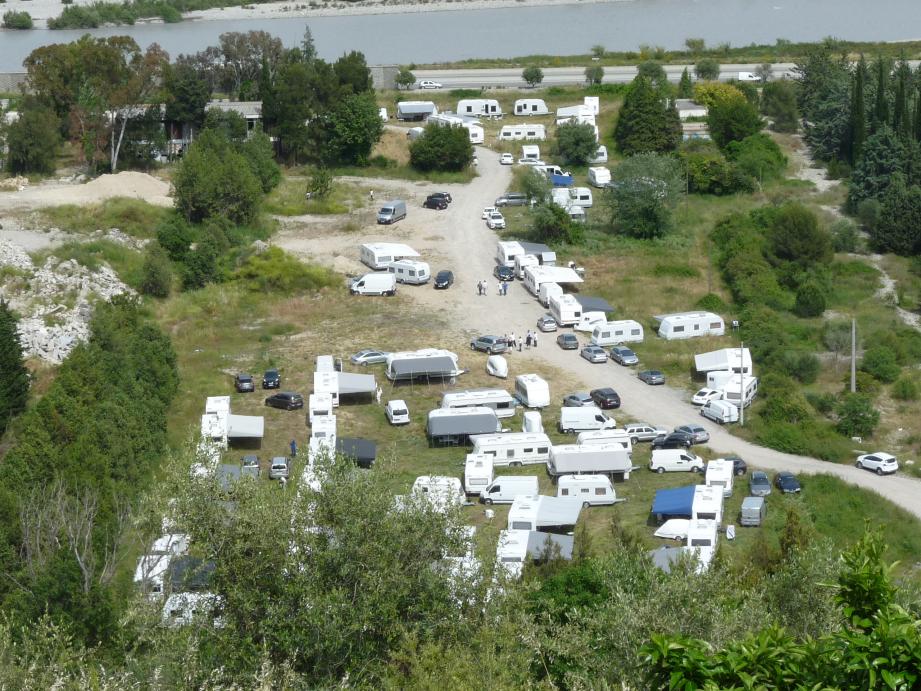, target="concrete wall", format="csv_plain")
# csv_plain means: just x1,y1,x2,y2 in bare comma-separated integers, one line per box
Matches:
0,73,27,94
369,65,399,91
